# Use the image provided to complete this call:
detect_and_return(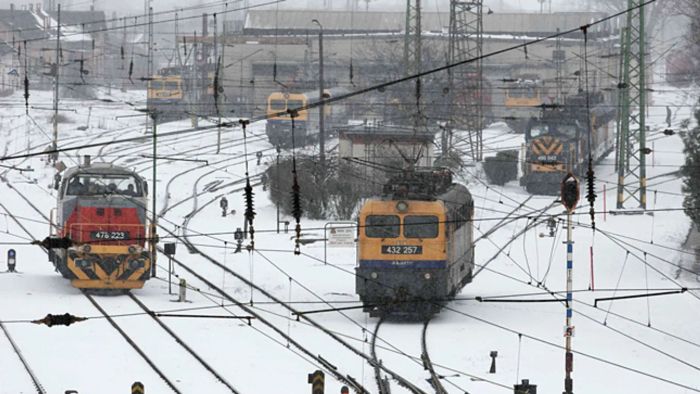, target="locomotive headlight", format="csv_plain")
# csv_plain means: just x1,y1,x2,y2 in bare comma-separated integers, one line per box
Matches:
371,272,378,279
75,259,91,269
81,244,92,254
129,259,145,269
128,245,138,254
424,272,432,280
396,201,409,212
